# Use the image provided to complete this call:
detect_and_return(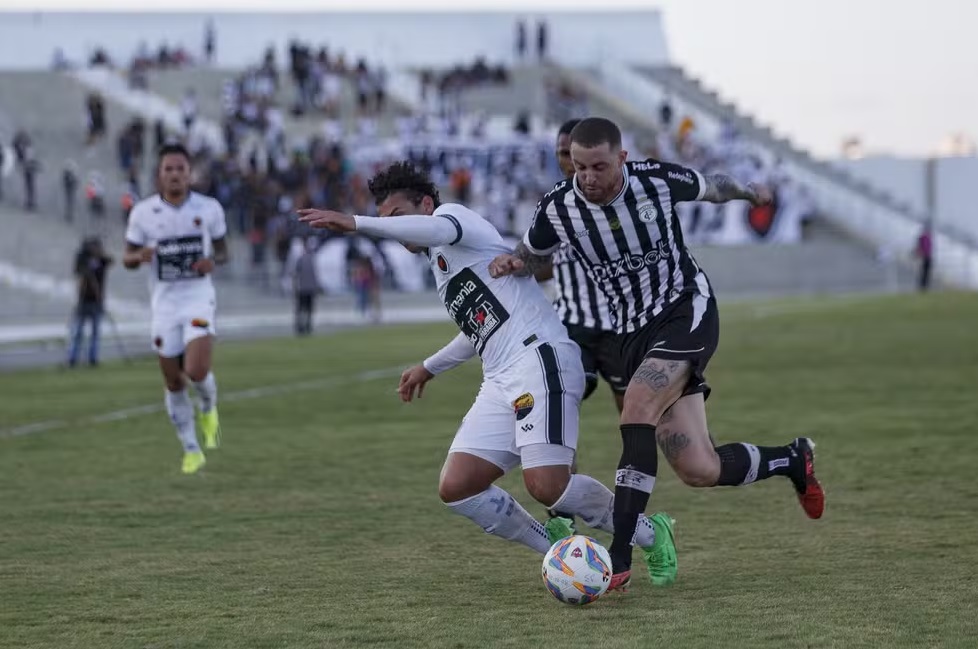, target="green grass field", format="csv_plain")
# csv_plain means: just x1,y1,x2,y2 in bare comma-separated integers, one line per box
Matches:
2,293,977,649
